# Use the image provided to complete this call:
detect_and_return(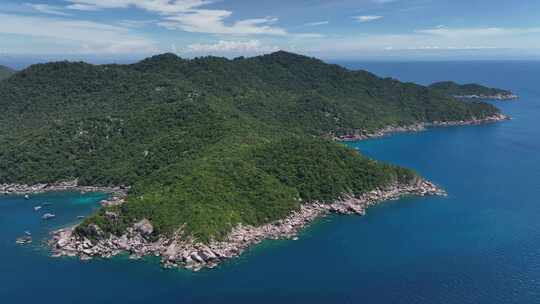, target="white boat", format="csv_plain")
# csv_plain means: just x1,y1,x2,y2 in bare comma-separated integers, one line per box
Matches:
34,206,42,211
42,213,56,220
